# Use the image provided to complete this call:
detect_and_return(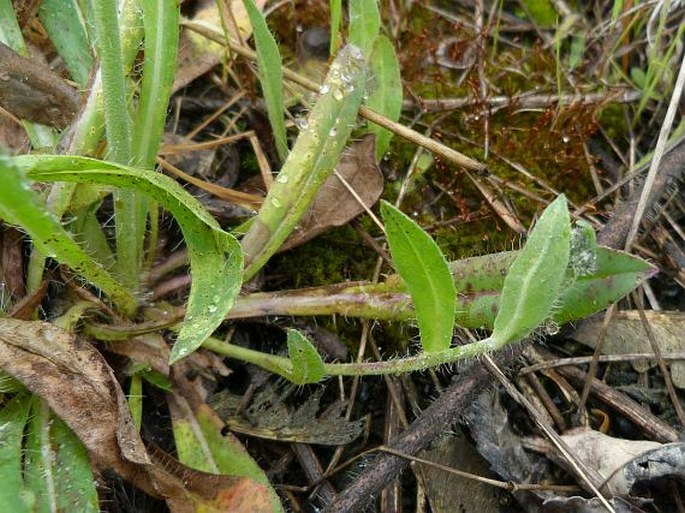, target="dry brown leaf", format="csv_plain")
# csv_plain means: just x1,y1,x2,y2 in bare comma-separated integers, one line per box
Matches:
280,134,384,251
0,319,277,512
572,311,685,388
527,428,674,497
174,0,267,93
0,42,79,128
